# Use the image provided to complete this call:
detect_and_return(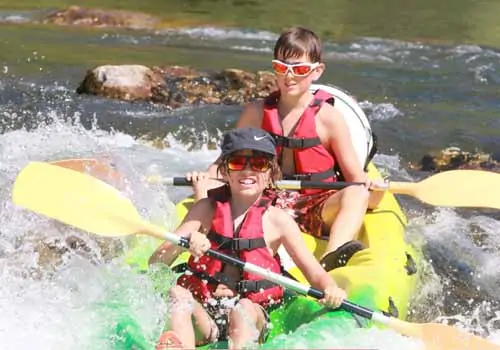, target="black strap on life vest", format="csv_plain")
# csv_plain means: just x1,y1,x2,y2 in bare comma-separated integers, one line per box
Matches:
267,96,331,151
267,95,338,181
172,263,277,293
205,193,271,251
207,231,267,251
271,133,322,149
